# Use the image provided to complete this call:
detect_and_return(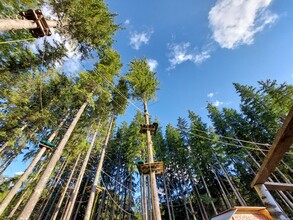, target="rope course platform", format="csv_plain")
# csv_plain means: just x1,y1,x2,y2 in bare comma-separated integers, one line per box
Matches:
20,9,52,38
140,123,158,135
137,161,164,175
39,140,56,150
